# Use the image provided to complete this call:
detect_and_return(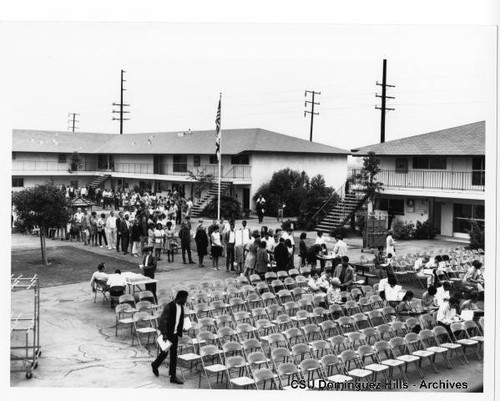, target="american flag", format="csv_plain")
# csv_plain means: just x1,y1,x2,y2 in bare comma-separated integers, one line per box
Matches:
215,94,221,161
